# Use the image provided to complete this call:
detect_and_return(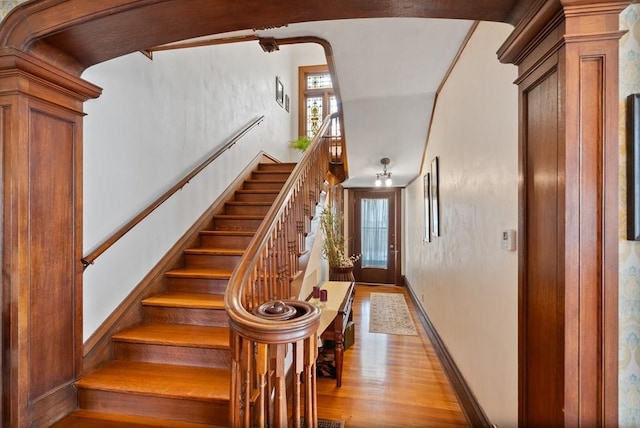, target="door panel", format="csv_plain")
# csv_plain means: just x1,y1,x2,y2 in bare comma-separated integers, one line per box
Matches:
350,189,401,284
